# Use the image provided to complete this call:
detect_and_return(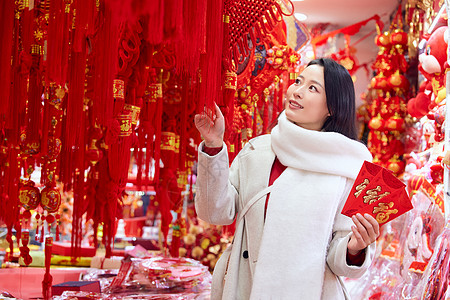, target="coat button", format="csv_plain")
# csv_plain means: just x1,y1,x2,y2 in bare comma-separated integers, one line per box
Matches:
243,250,249,259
